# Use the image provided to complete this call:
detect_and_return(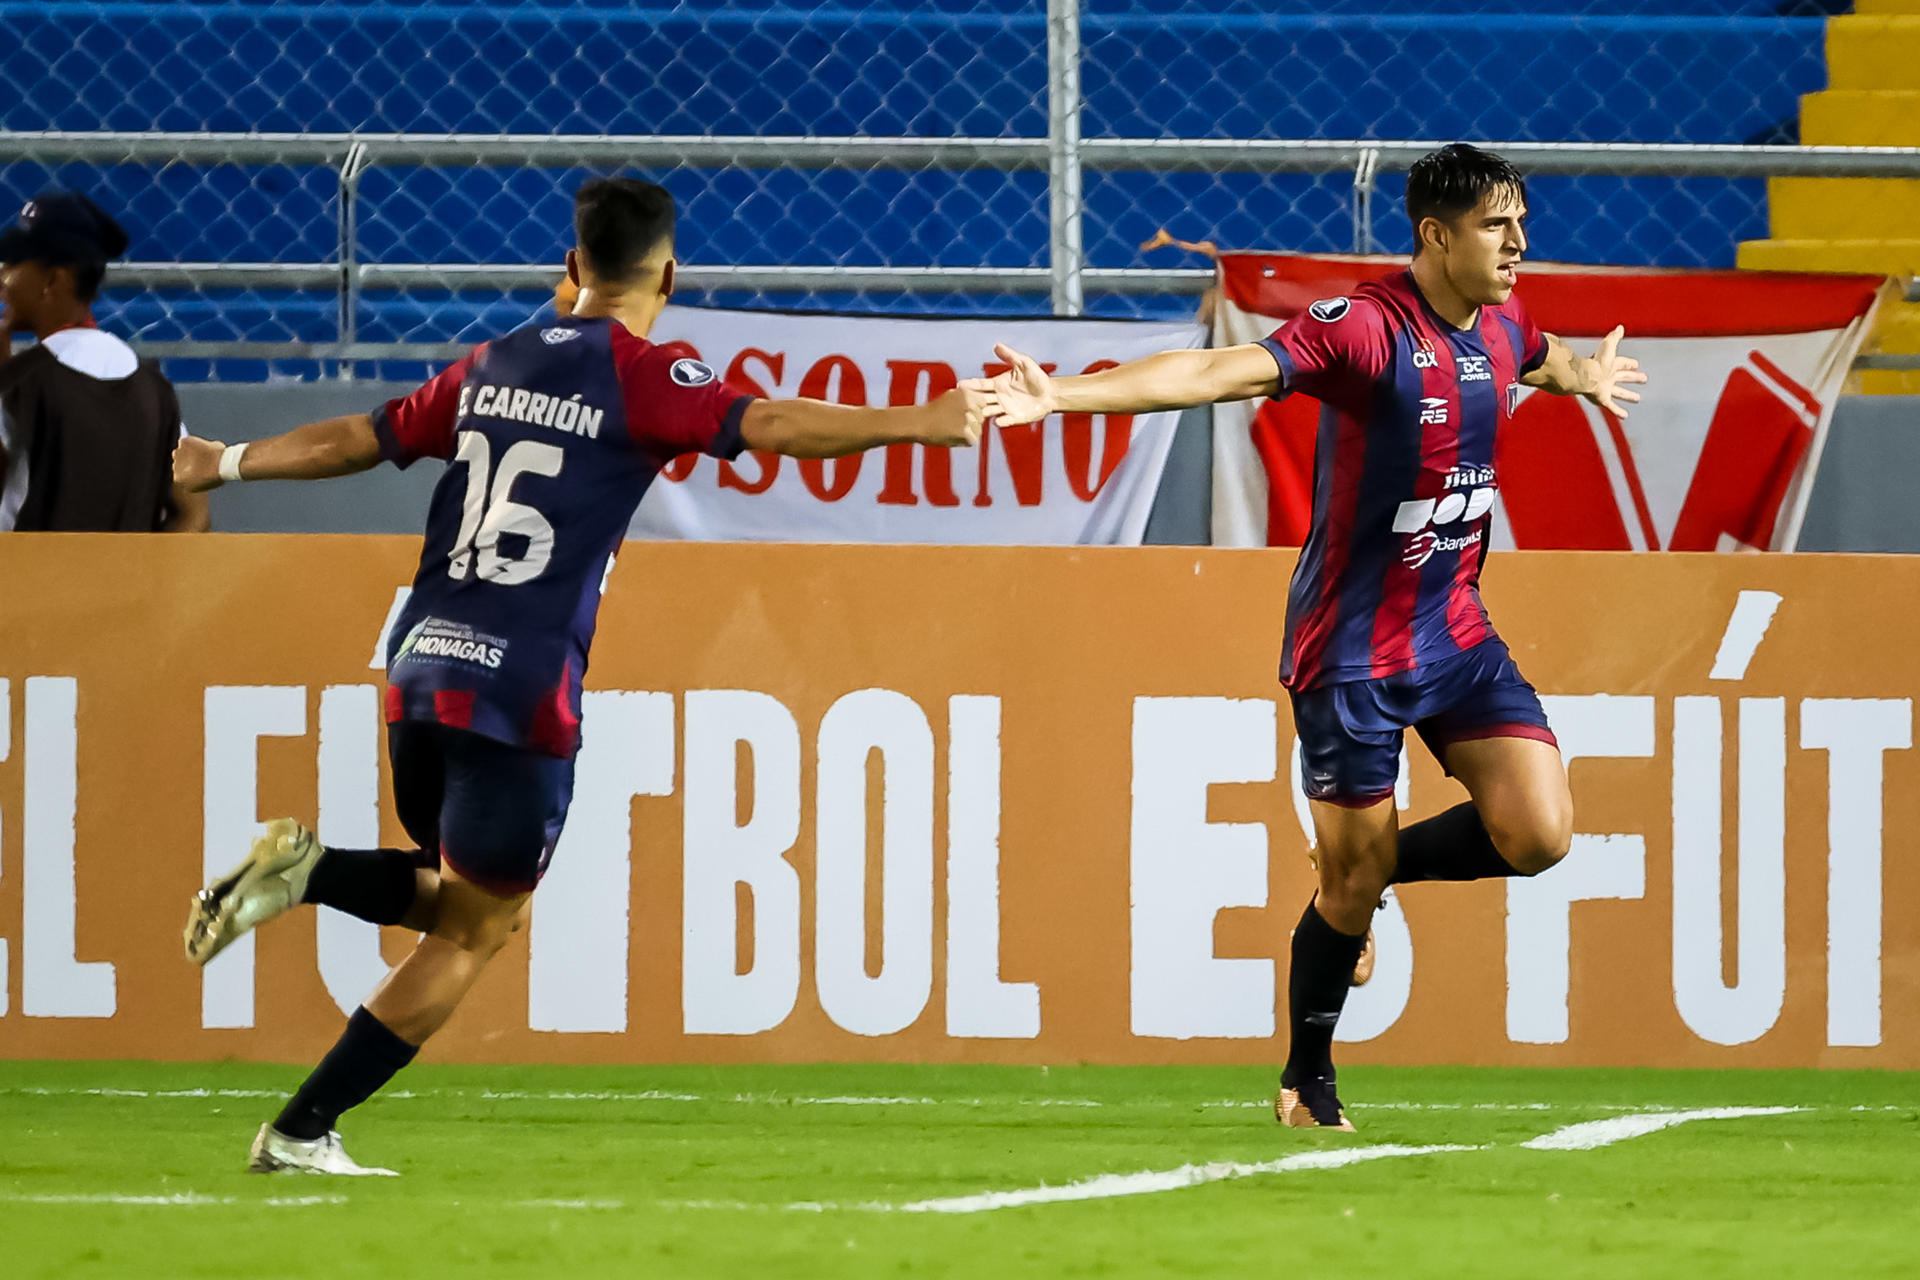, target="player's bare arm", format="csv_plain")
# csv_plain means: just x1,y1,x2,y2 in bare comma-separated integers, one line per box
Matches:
172,413,384,491
161,482,212,532
988,341,1279,424
739,381,999,457
1523,325,1647,419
